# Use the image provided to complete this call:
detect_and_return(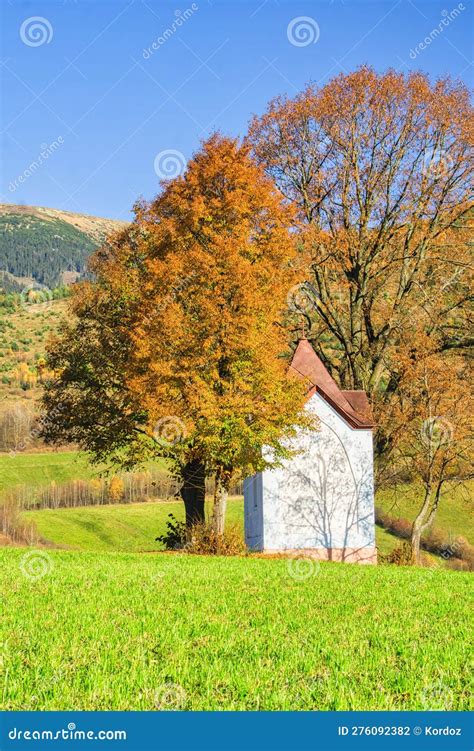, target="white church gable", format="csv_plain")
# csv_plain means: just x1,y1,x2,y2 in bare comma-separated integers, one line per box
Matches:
244,340,377,564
